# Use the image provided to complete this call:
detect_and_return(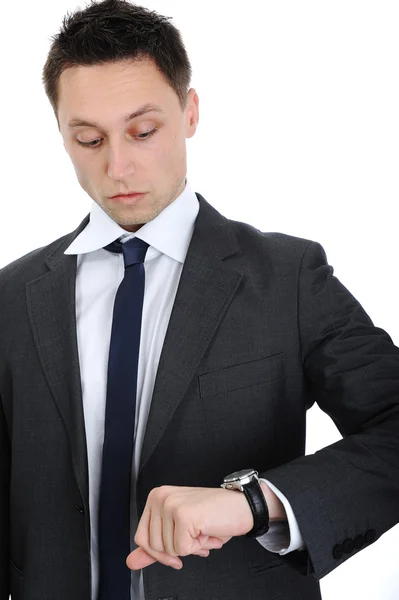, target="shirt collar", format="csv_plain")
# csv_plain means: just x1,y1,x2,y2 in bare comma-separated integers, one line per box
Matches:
64,179,200,263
